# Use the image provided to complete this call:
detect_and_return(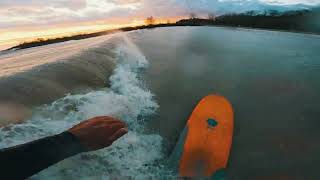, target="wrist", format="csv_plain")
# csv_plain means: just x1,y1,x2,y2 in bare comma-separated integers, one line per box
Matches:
58,131,89,153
